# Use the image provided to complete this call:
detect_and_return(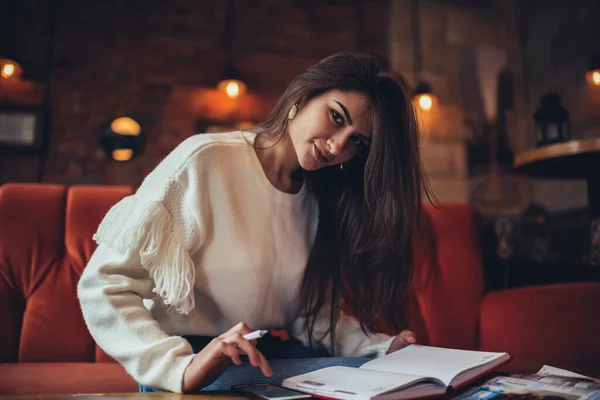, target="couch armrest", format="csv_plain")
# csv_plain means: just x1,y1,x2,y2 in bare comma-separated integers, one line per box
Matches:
479,283,600,375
